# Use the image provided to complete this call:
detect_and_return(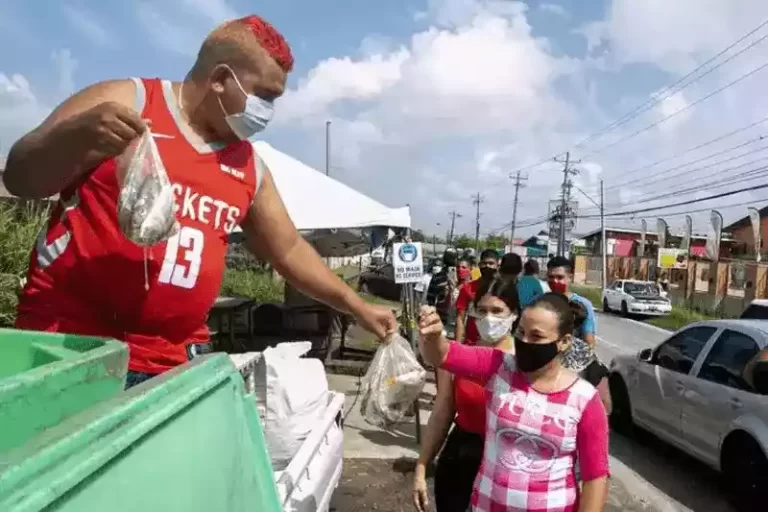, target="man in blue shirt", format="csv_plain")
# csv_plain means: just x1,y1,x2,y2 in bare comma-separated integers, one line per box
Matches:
546,256,596,346
517,259,550,308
